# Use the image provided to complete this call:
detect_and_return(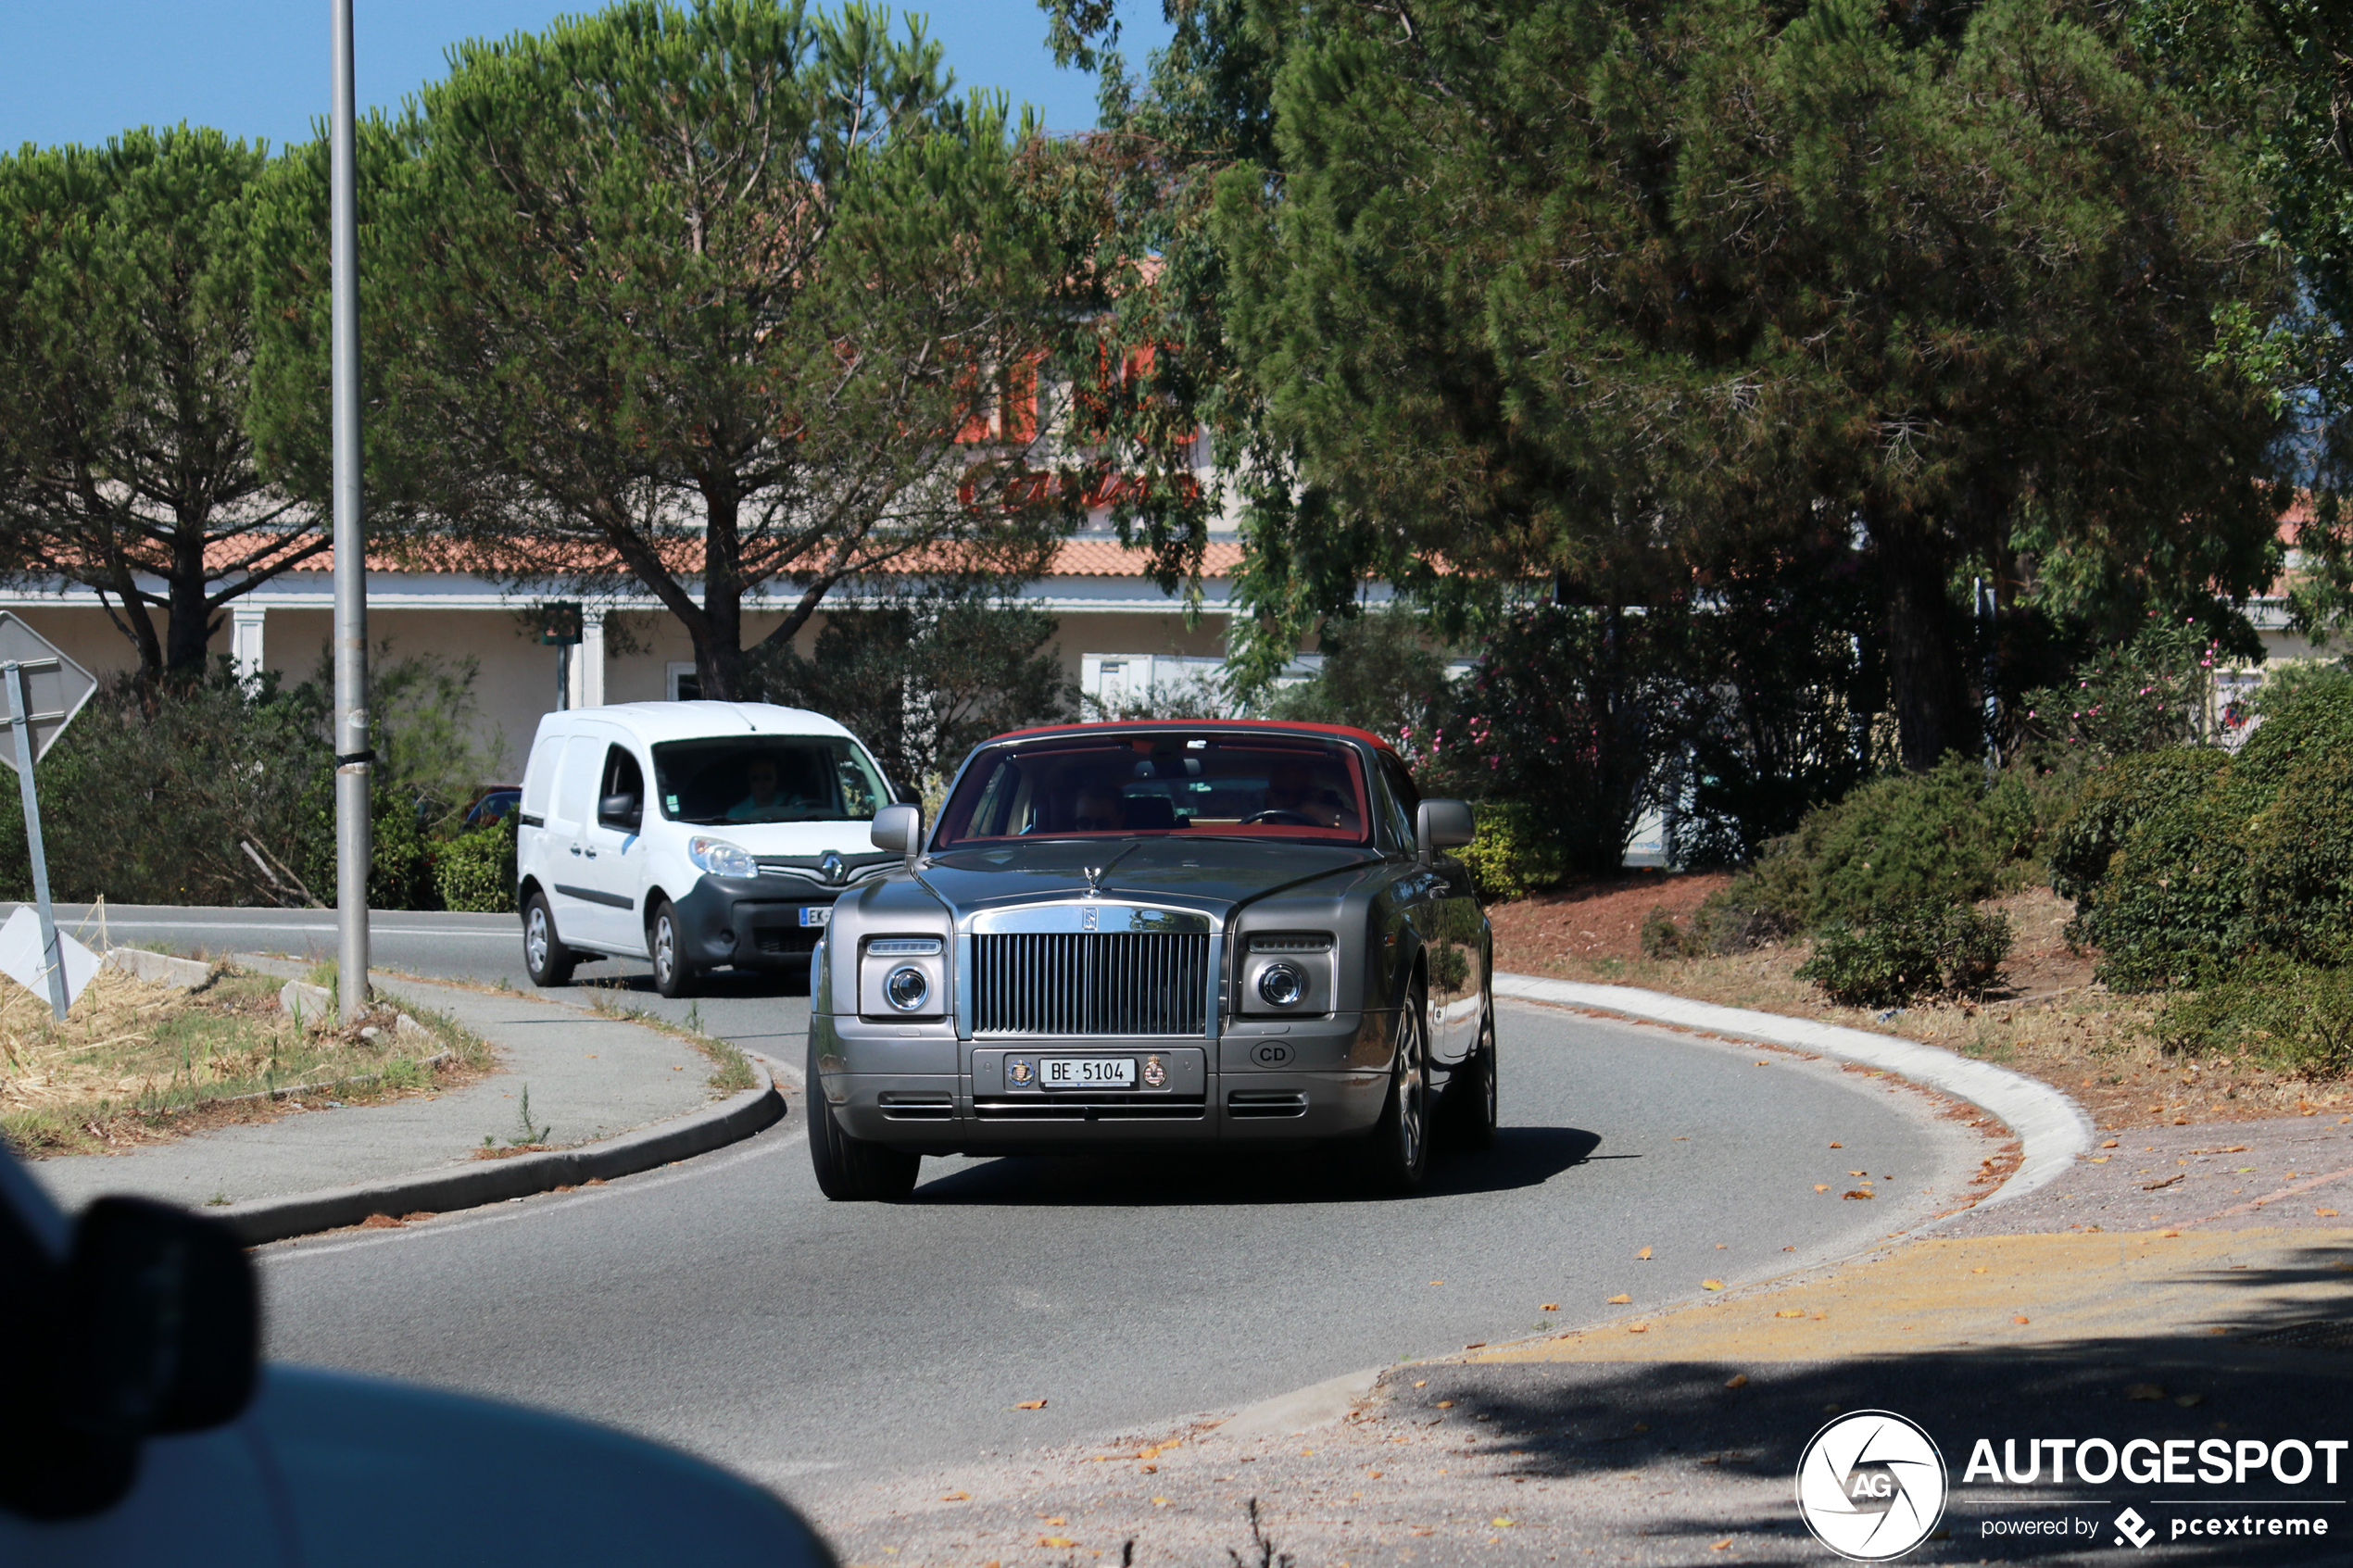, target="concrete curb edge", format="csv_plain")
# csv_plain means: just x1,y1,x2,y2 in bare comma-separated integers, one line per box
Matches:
1491,970,2094,1208
216,1055,787,1247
